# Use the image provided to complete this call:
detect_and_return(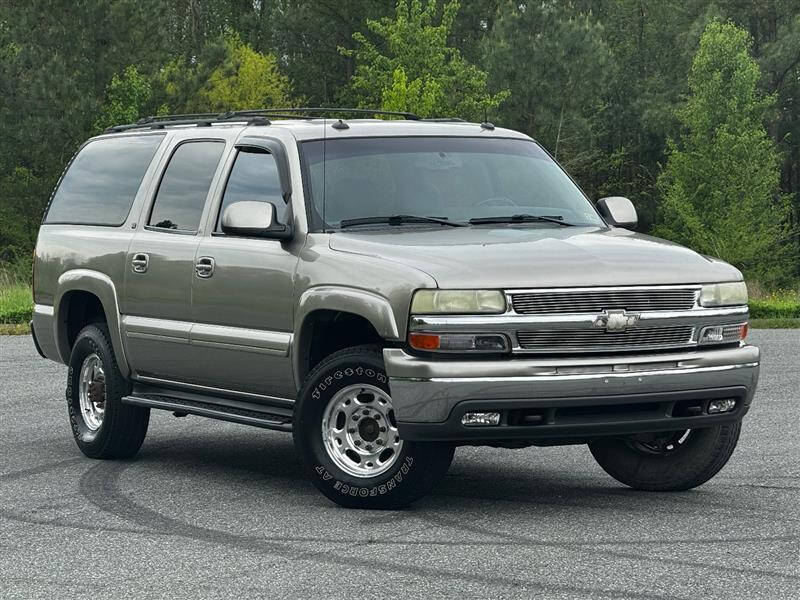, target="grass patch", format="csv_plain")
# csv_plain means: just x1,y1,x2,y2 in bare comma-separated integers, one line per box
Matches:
748,287,800,319
0,322,30,335
1,258,33,326
0,282,32,324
